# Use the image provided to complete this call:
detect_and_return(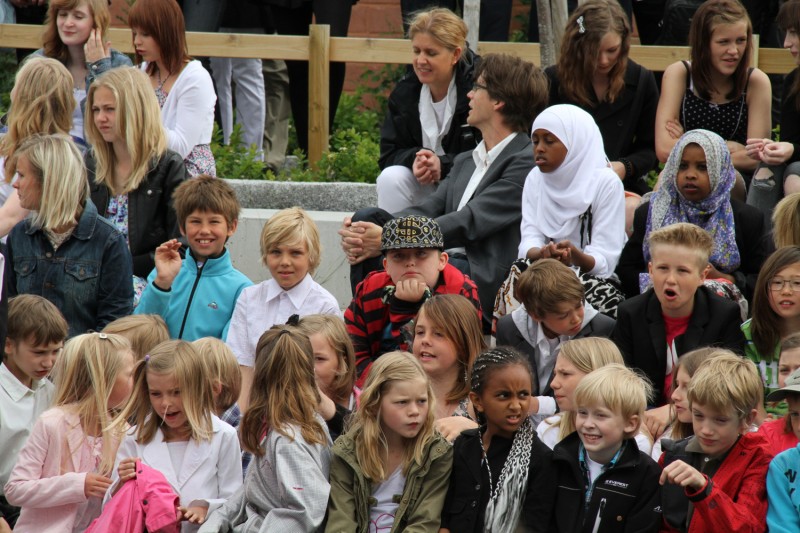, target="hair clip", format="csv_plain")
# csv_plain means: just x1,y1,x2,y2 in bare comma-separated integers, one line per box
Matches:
98,333,108,339
286,314,300,327
577,16,586,34
144,354,150,363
